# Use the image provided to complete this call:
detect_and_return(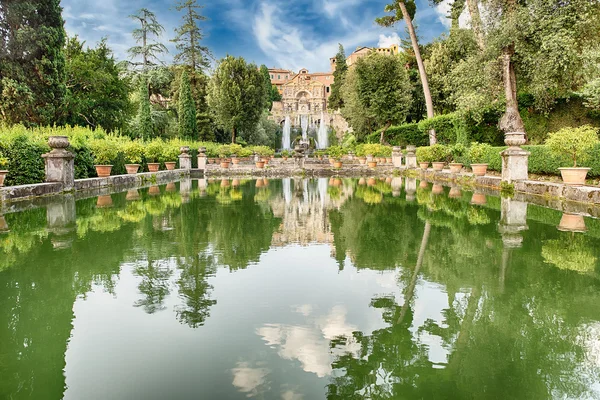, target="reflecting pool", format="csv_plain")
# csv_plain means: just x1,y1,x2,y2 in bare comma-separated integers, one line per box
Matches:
1,178,600,399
